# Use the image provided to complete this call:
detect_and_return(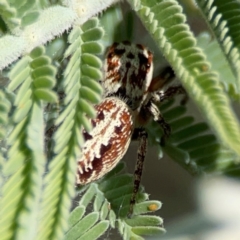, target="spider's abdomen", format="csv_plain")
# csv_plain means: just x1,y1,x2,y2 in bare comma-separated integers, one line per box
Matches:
76,97,134,185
